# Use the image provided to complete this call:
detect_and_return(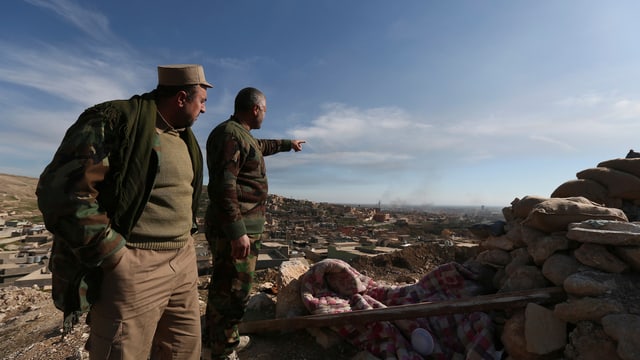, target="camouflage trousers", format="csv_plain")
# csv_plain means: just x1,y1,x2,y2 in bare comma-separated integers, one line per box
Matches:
203,233,261,358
